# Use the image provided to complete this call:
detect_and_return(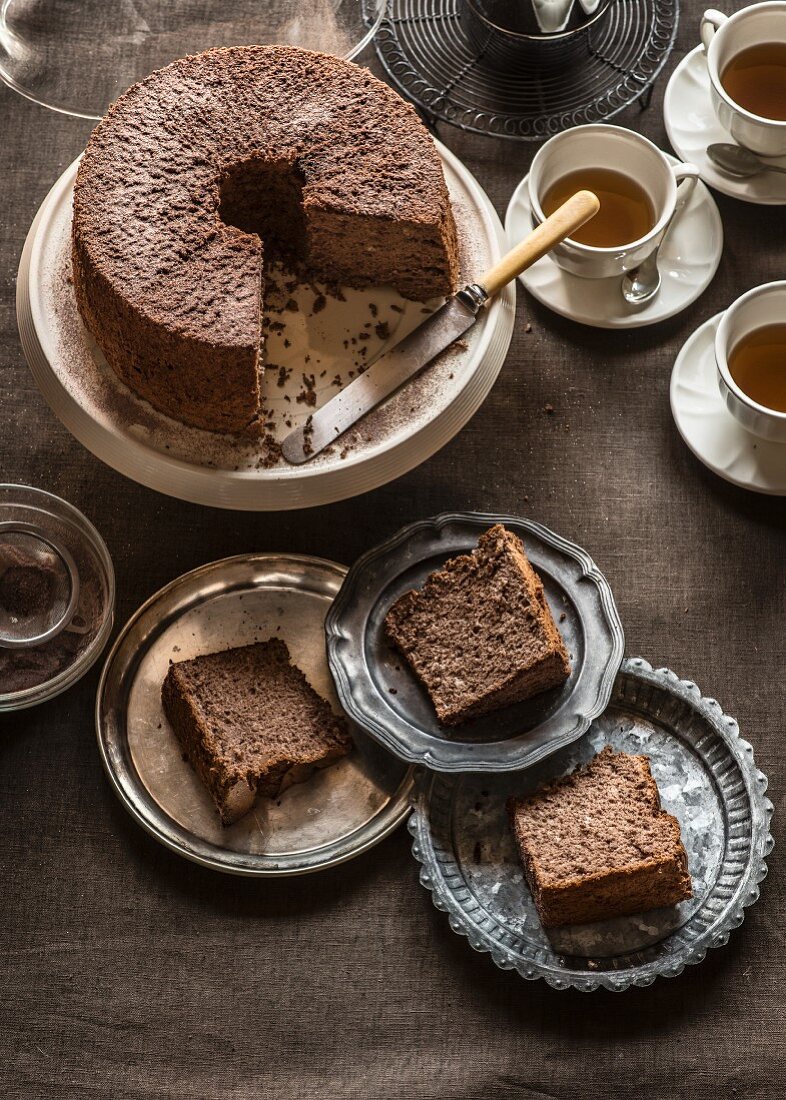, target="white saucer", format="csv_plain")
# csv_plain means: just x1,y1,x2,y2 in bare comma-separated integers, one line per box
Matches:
670,313,786,495
665,45,786,205
504,156,722,329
